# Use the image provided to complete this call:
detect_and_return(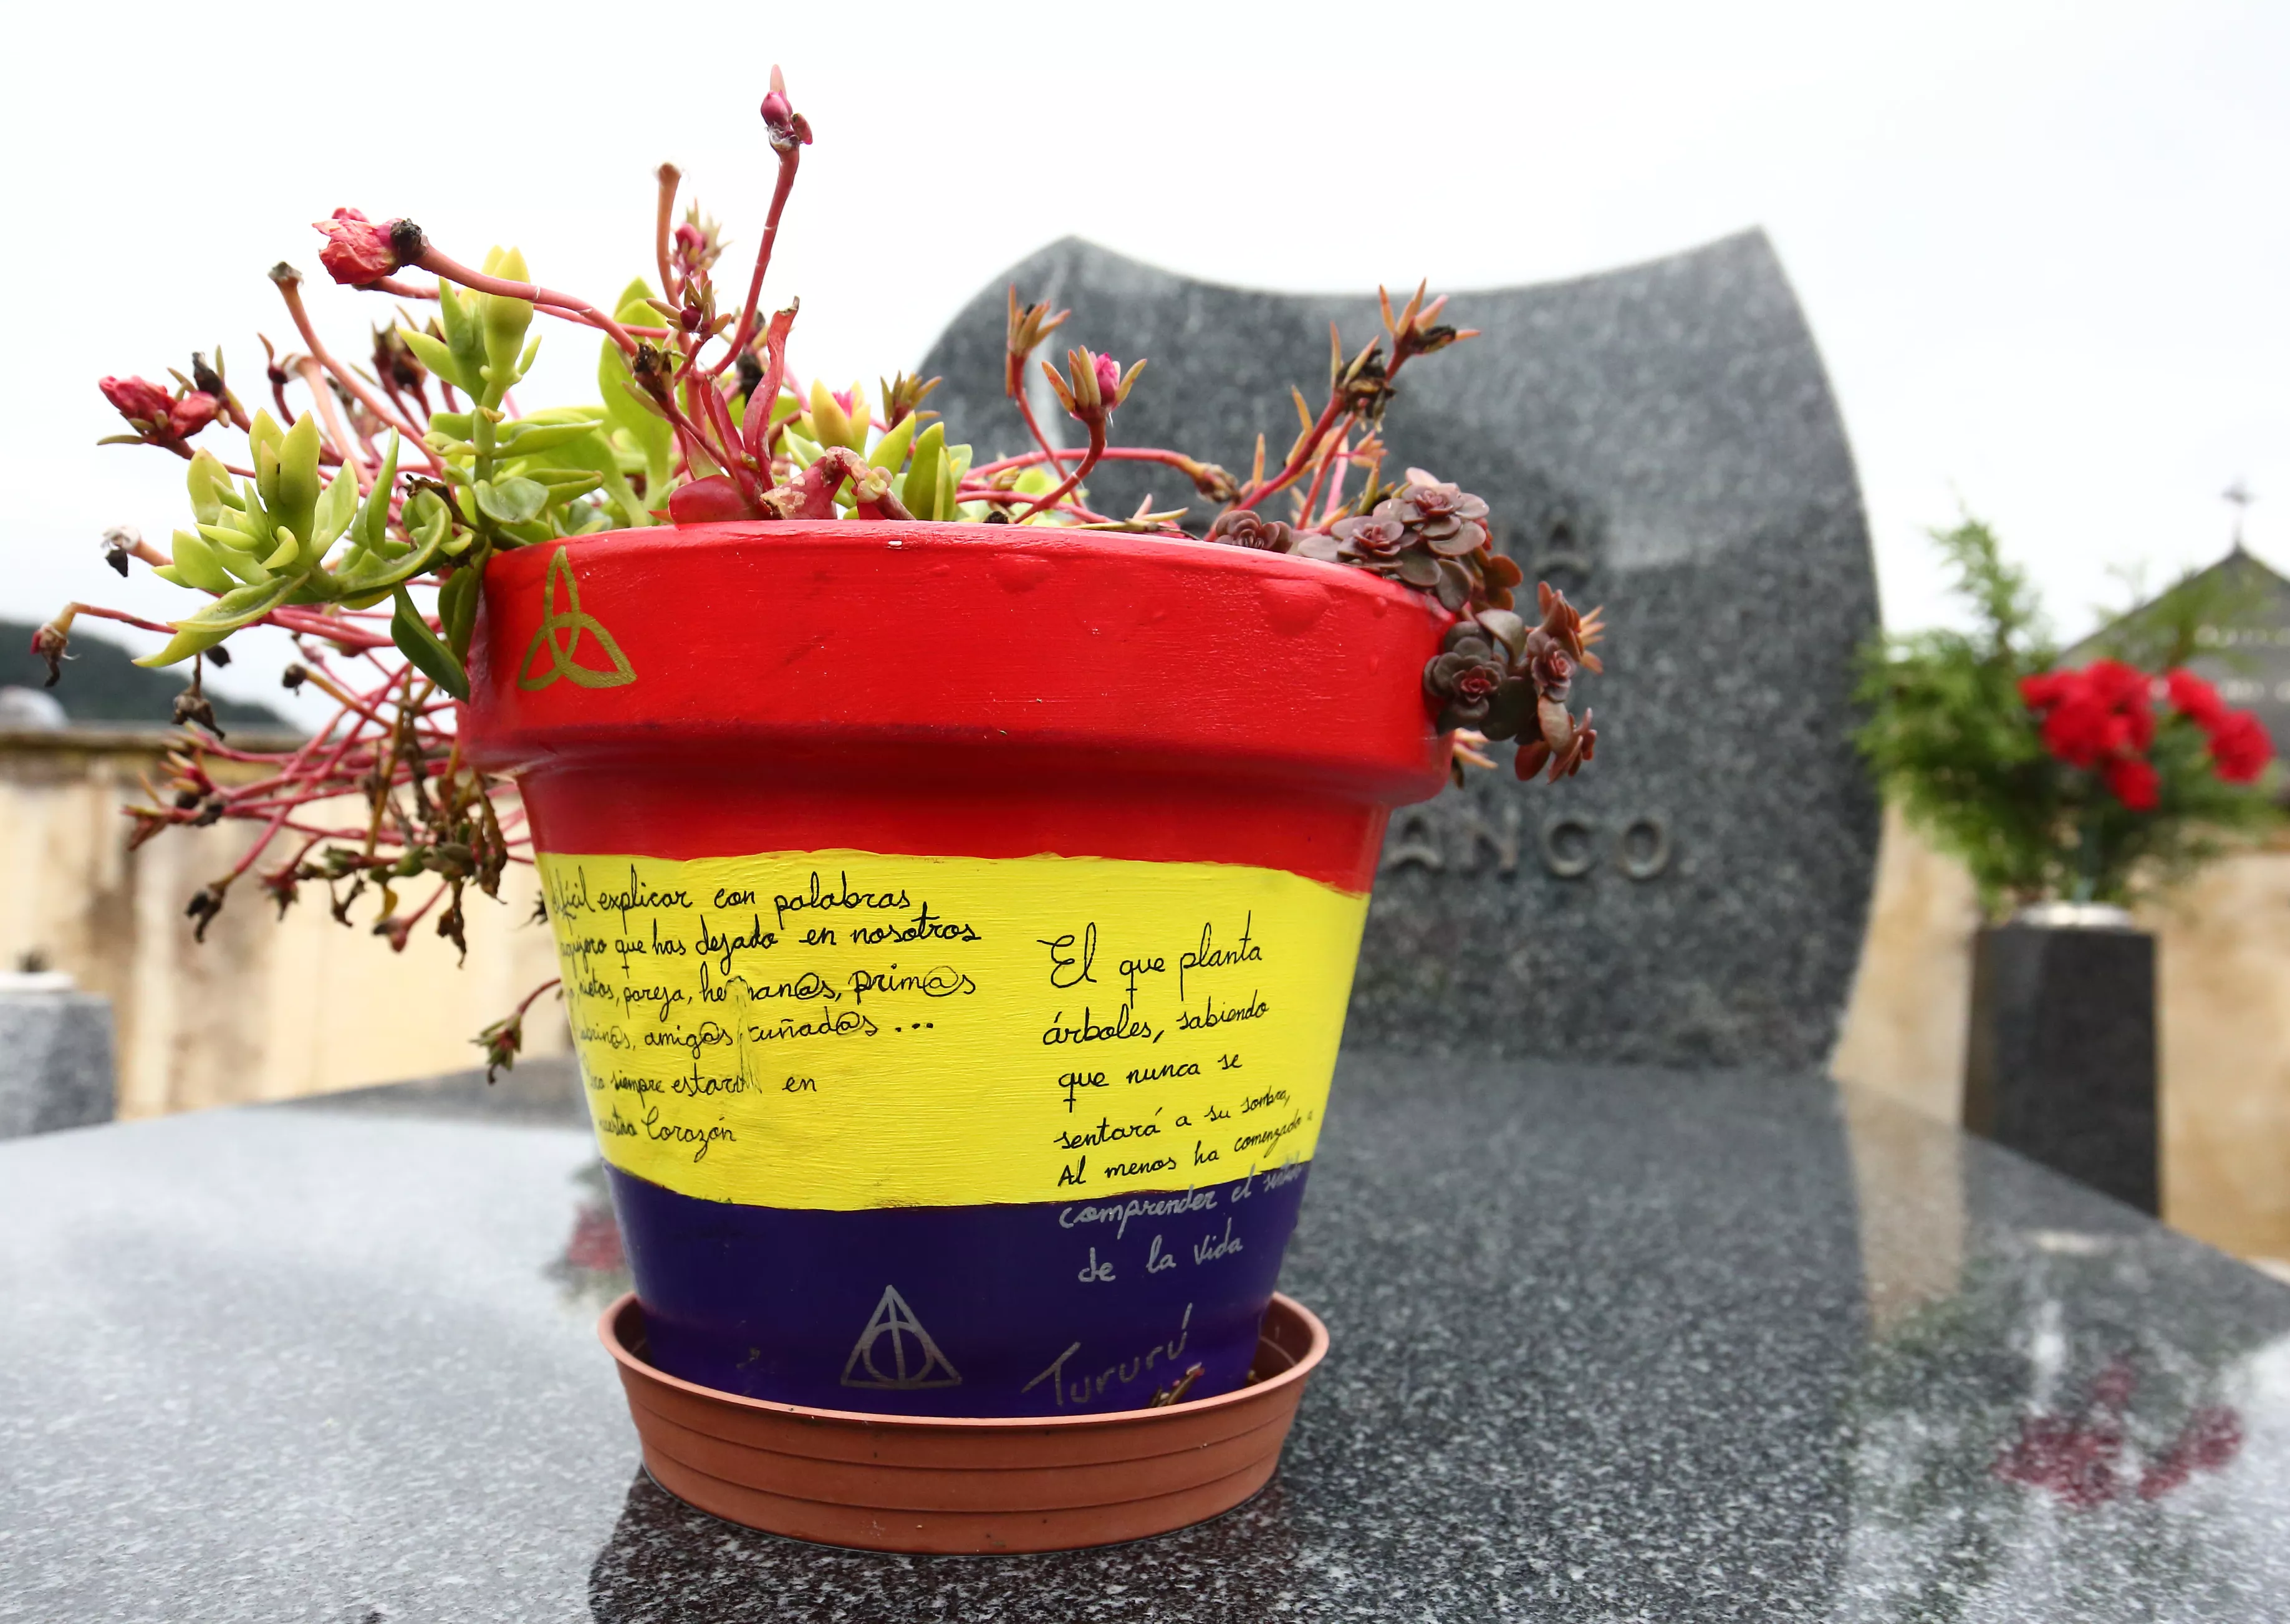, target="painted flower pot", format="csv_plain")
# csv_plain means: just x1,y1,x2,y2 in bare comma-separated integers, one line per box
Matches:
463,521,1448,1417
